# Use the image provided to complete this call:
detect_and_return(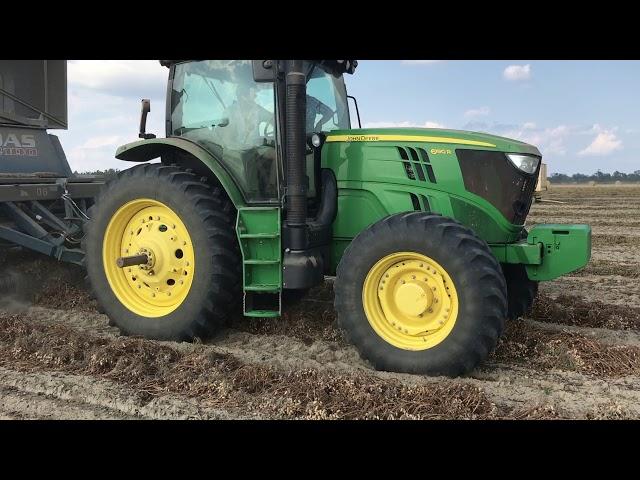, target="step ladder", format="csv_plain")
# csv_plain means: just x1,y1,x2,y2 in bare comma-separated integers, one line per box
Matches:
236,207,281,317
